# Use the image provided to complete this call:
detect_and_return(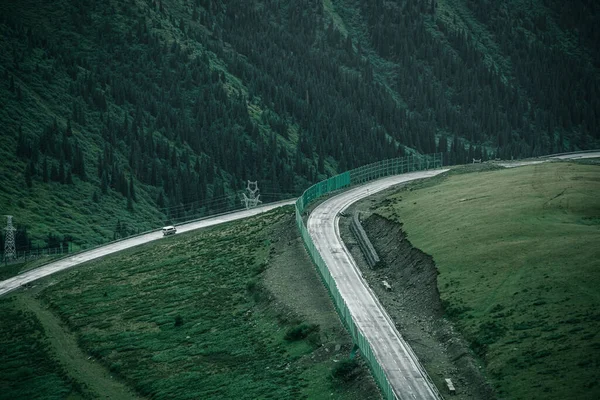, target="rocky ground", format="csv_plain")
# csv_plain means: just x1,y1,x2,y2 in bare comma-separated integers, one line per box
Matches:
339,186,495,399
